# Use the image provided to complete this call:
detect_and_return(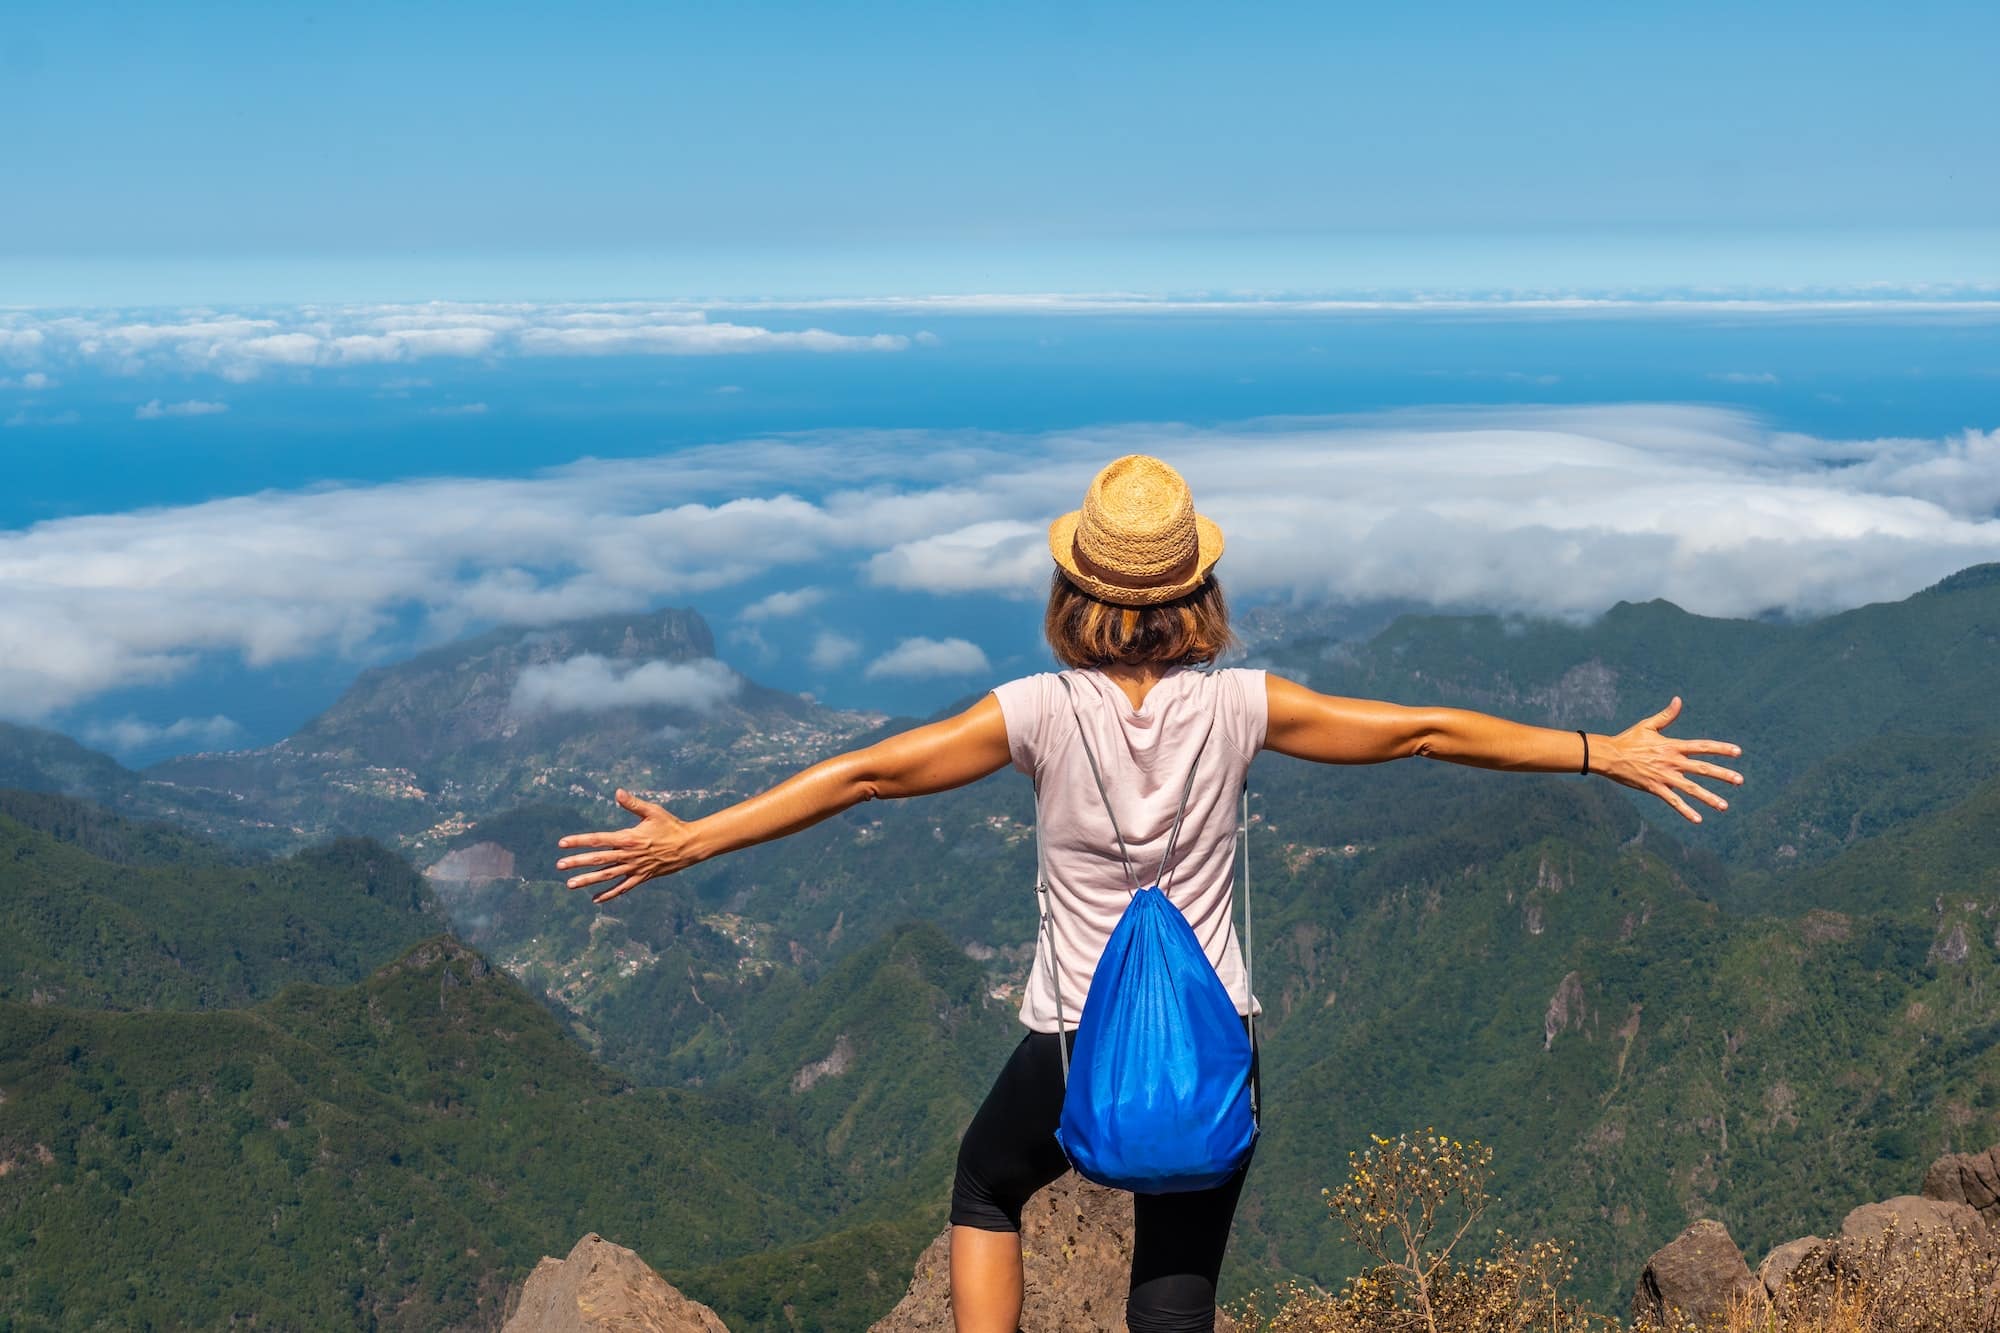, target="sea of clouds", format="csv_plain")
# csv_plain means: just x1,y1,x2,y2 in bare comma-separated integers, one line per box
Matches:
0,301,918,382
2,402,1995,725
